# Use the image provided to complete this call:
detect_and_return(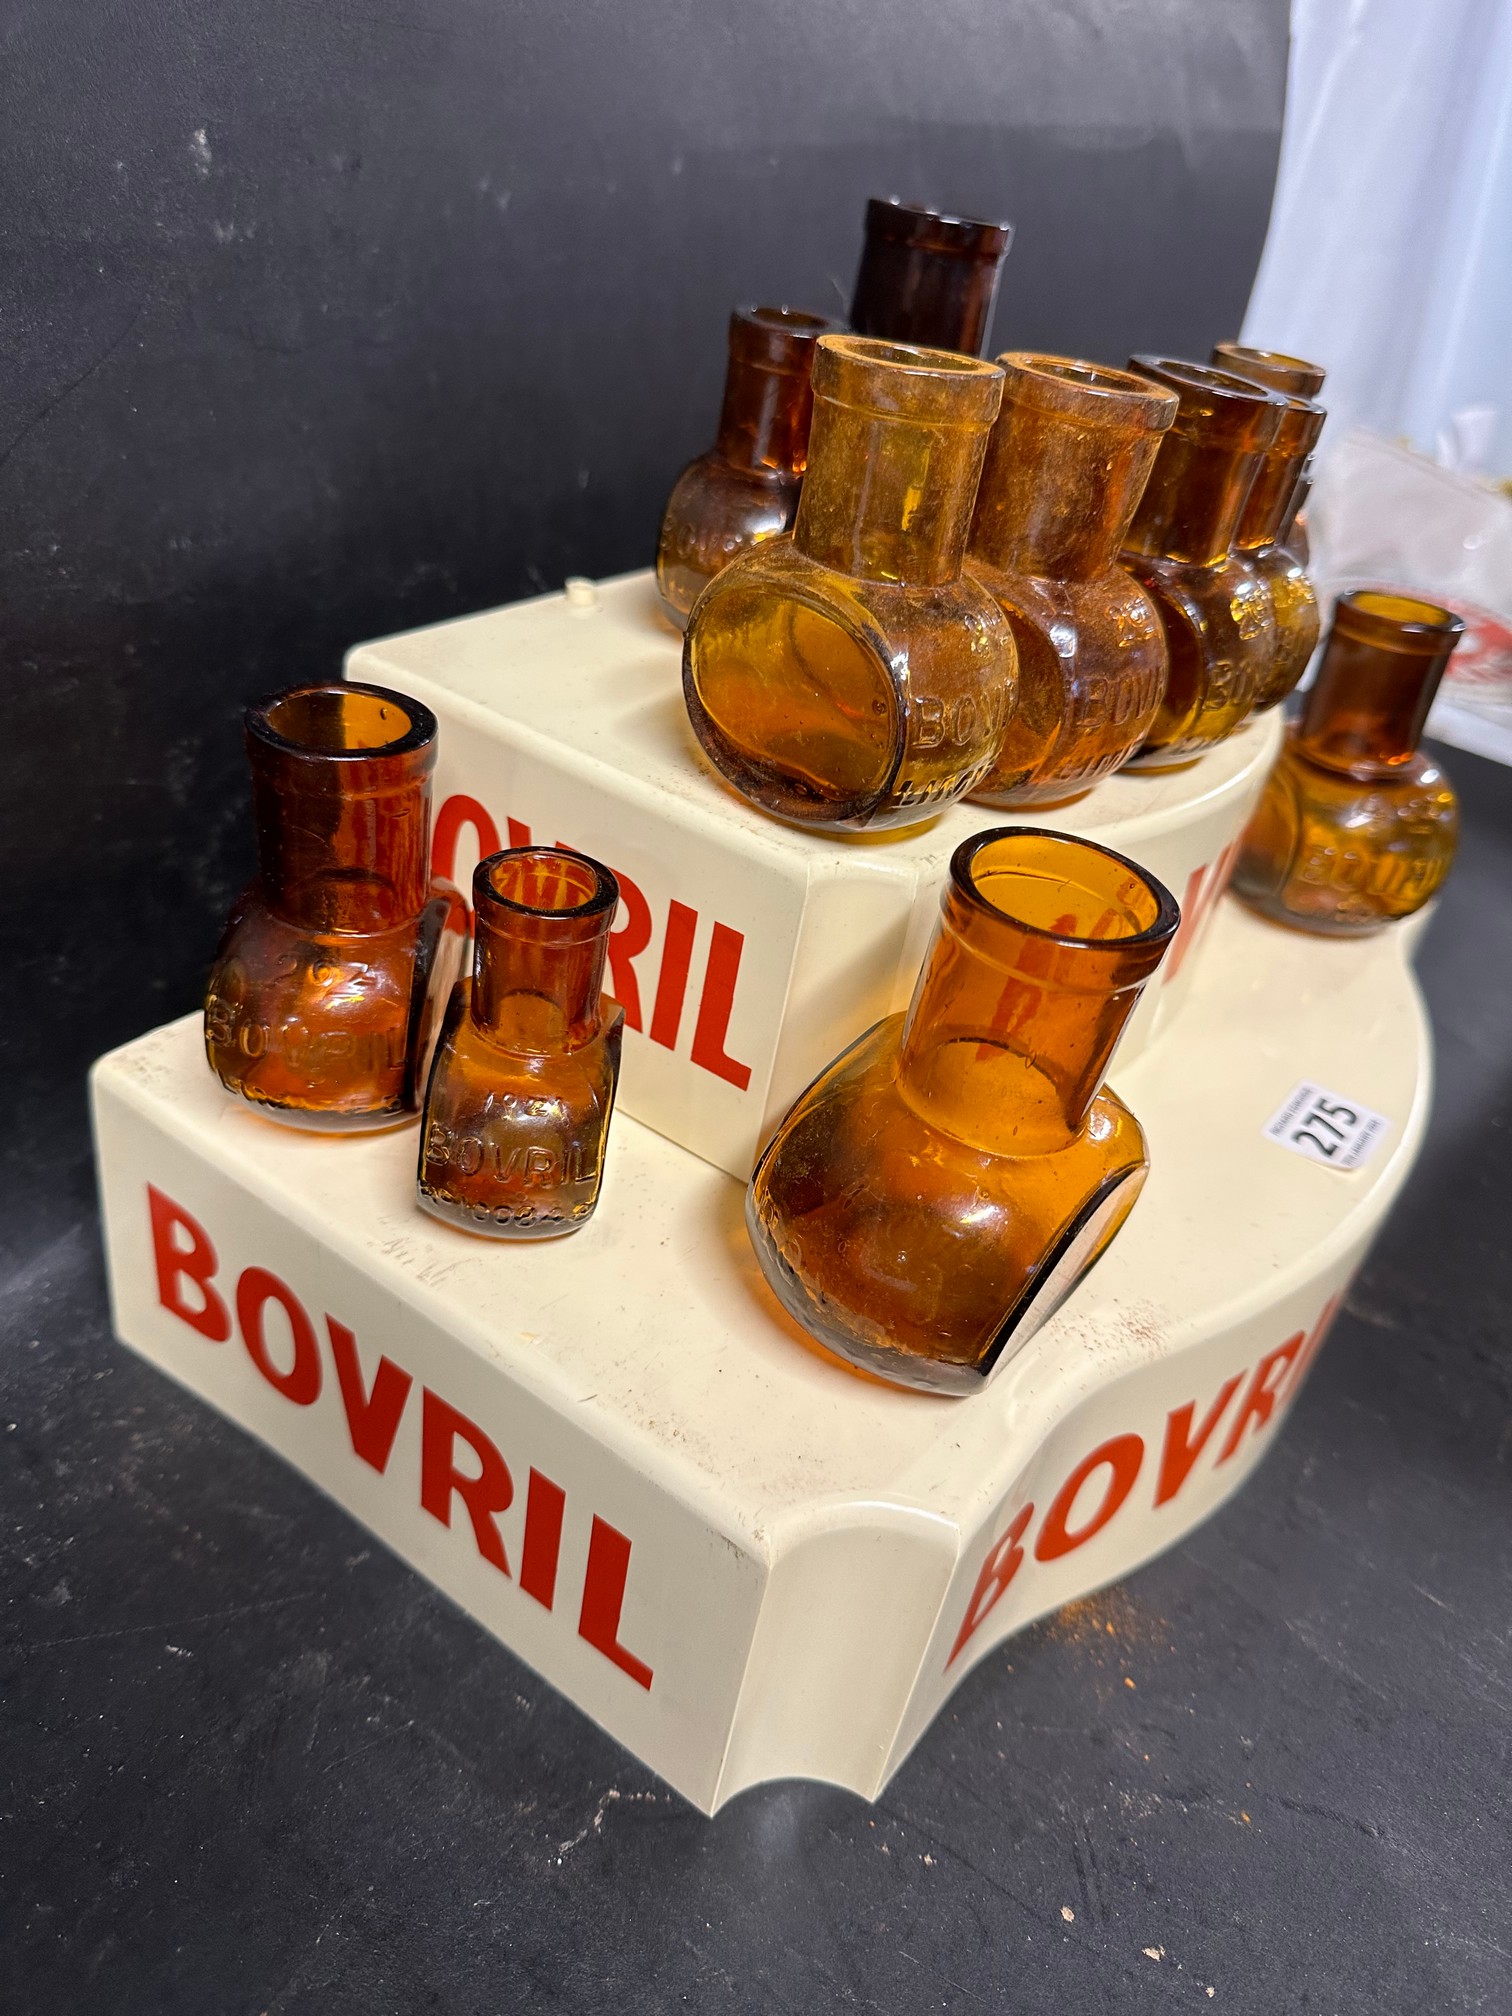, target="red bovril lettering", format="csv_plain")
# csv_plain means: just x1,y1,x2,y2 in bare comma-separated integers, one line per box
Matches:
946,1294,1342,1668
1162,836,1244,986
431,795,752,1091
145,1186,654,1692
